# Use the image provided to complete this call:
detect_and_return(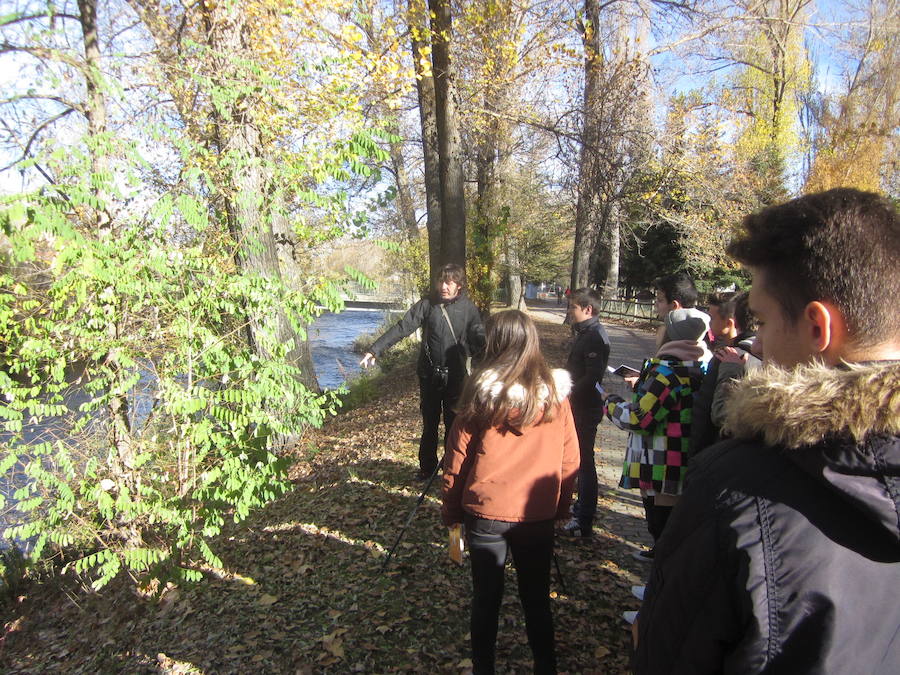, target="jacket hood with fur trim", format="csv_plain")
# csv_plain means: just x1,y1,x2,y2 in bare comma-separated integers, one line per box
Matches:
722,360,900,539
722,361,900,447
473,368,572,408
